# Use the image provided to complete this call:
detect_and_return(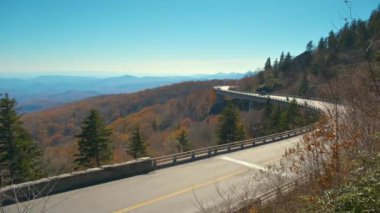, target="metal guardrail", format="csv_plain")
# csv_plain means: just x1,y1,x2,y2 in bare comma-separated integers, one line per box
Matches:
254,172,313,207
214,87,323,112
225,86,329,103
269,92,330,102
232,171,317,213
152,126,314,169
